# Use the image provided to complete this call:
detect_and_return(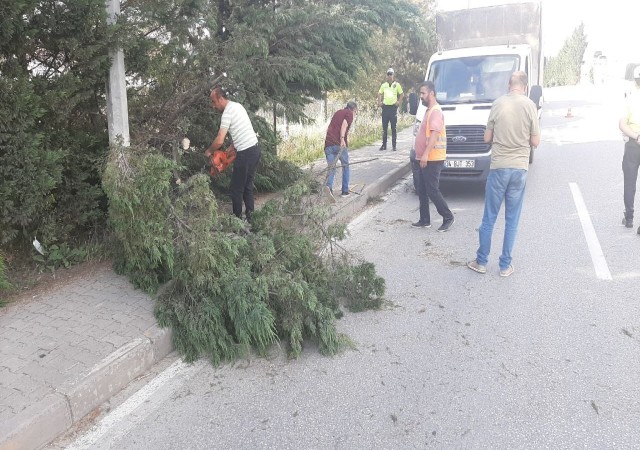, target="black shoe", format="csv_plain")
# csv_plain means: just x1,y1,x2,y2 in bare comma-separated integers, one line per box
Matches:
392,147,397,151
341,191,350,197
623,213,633,228
637,225,640,235
437,217,455,232
379,145,386,151
411,221,431,228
